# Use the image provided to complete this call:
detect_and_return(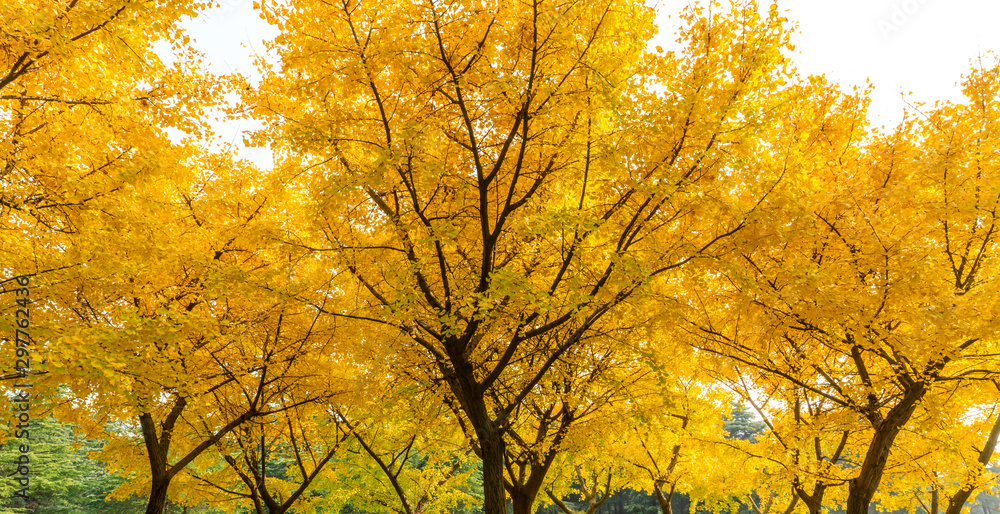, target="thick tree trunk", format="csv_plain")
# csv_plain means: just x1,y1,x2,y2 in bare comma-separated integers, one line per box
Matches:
481,427,508,514
145,479,170,514
508,409,573,514
141,410,175,514
136,384,257,513
654,484,673,514
790,457,826,514
793,483,823,514
511,488,537,514
445,349,510,514
945,478,977,513
846,384,926,514
509,463,550,514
